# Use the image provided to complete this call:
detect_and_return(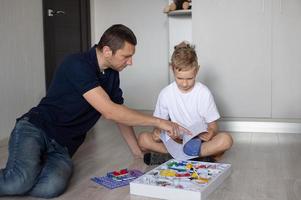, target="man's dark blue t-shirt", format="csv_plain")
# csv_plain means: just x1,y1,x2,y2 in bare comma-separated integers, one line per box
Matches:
21,46,124,156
